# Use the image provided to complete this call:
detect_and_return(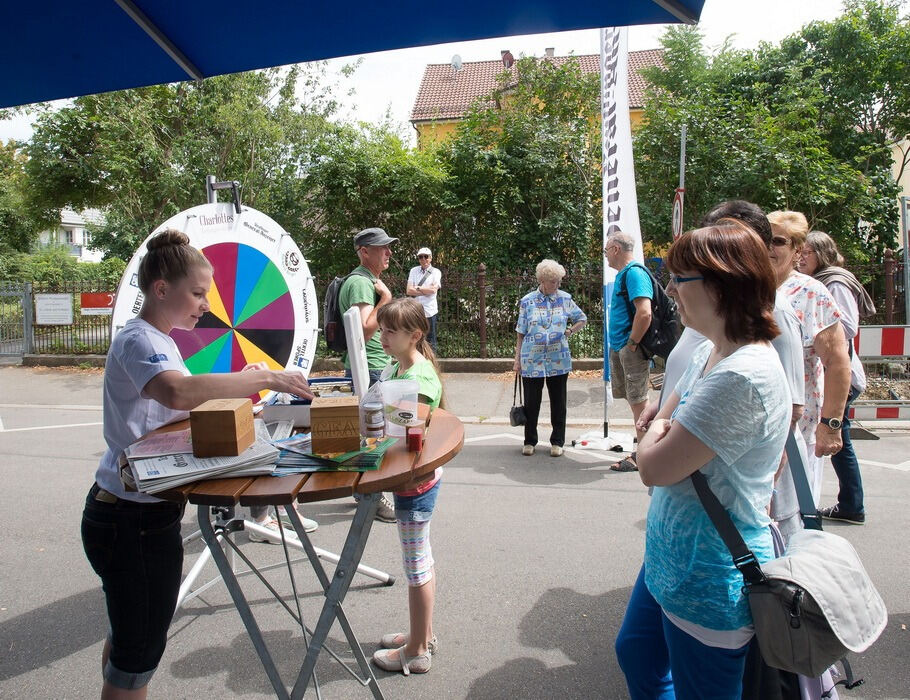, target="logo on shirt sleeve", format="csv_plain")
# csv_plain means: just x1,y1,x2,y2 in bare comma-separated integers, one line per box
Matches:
148,353,168,363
